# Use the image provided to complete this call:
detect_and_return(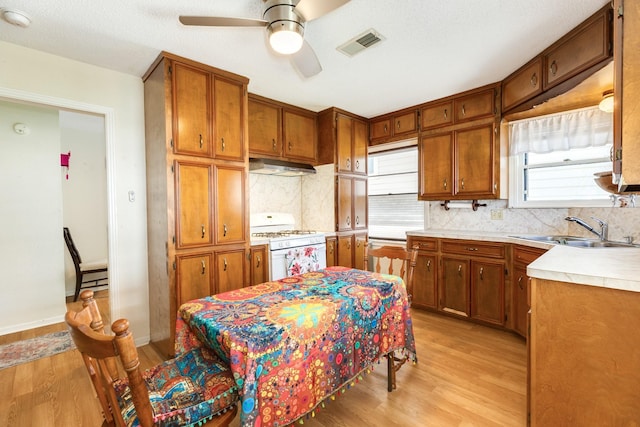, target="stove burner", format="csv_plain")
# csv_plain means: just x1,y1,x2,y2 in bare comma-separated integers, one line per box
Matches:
251,230,317,238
